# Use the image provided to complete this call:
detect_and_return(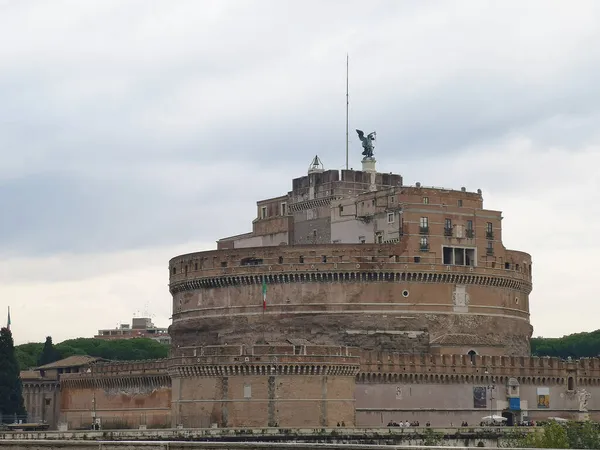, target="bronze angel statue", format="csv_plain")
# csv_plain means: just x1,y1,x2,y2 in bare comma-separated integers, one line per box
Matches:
356,129,376,158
